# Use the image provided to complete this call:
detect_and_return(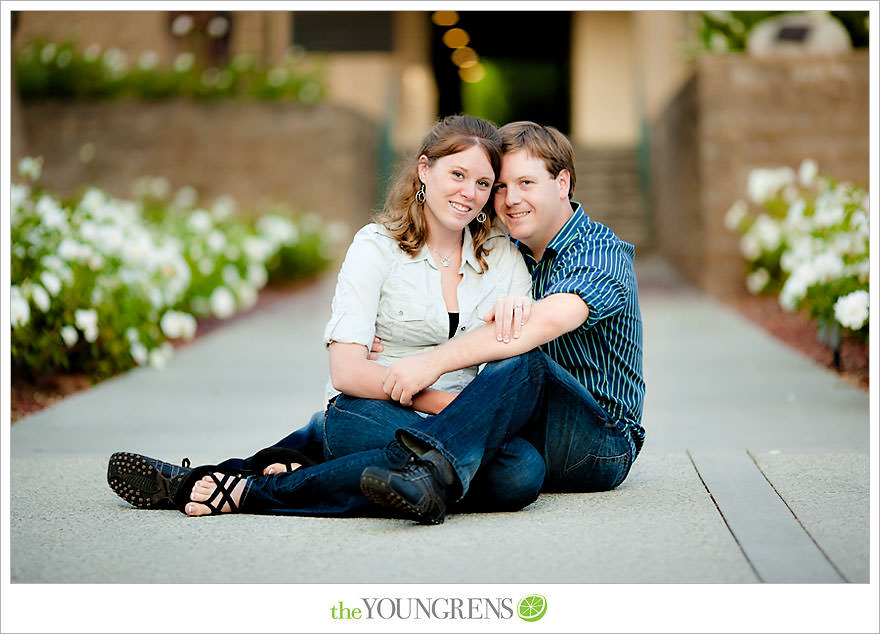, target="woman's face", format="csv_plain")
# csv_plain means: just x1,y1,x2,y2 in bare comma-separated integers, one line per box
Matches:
418,144,495,235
